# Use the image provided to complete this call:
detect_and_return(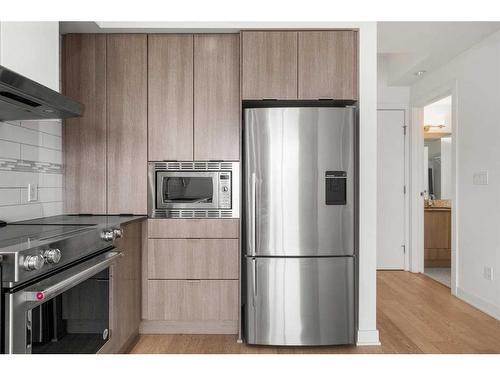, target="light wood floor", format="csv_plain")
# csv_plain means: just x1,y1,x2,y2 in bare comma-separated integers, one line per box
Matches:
131,271,500,354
